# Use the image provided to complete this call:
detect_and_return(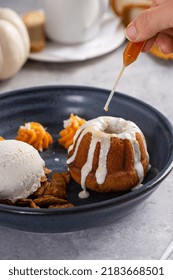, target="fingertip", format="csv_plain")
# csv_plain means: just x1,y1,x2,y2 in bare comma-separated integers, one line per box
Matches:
141,37,157,52
125,24,137,41
156,33,173,54
158,43,171,54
